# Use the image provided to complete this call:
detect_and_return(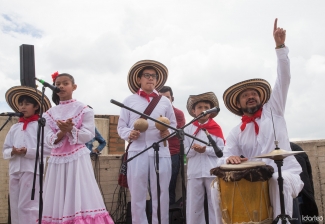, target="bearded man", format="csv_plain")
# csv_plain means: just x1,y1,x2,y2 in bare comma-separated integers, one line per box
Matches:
220,18,304,221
